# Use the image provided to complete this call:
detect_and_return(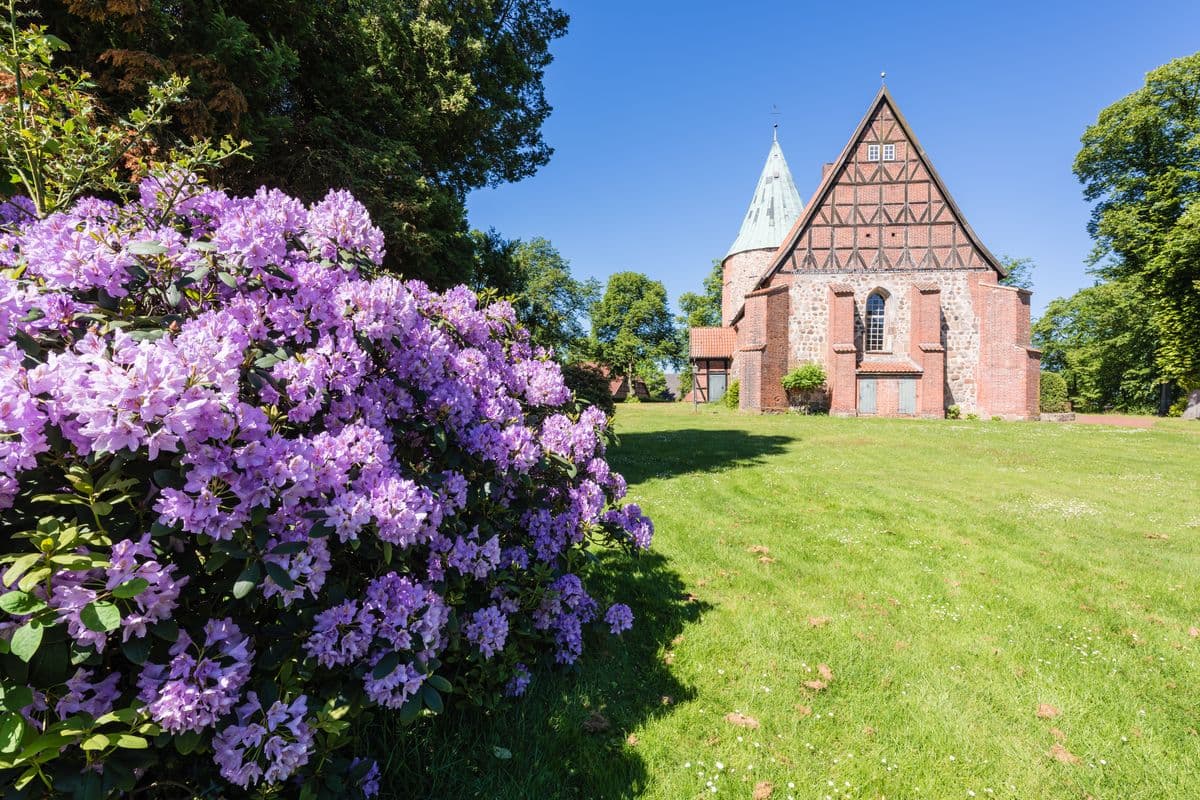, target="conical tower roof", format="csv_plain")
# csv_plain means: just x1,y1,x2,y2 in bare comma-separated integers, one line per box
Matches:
726,132,803,257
